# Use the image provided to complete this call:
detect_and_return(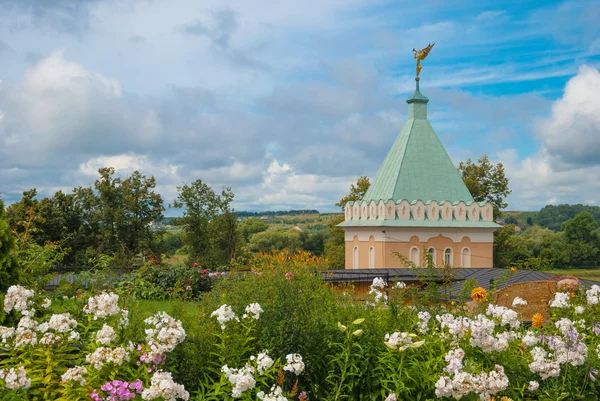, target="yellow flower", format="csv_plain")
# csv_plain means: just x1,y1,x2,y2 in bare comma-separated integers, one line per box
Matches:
501,397,513,401
532,313,544,328
471,287,487,302
510,267,517,273
411,340,425,349
337,322,347,332
352,318,365,325
352,329,363,337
